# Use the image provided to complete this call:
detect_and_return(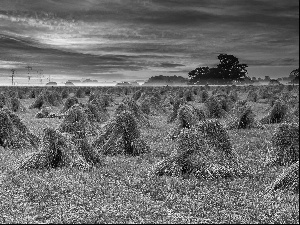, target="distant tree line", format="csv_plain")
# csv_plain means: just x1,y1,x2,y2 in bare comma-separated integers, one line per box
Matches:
188,54,249,85
144,75,188,85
